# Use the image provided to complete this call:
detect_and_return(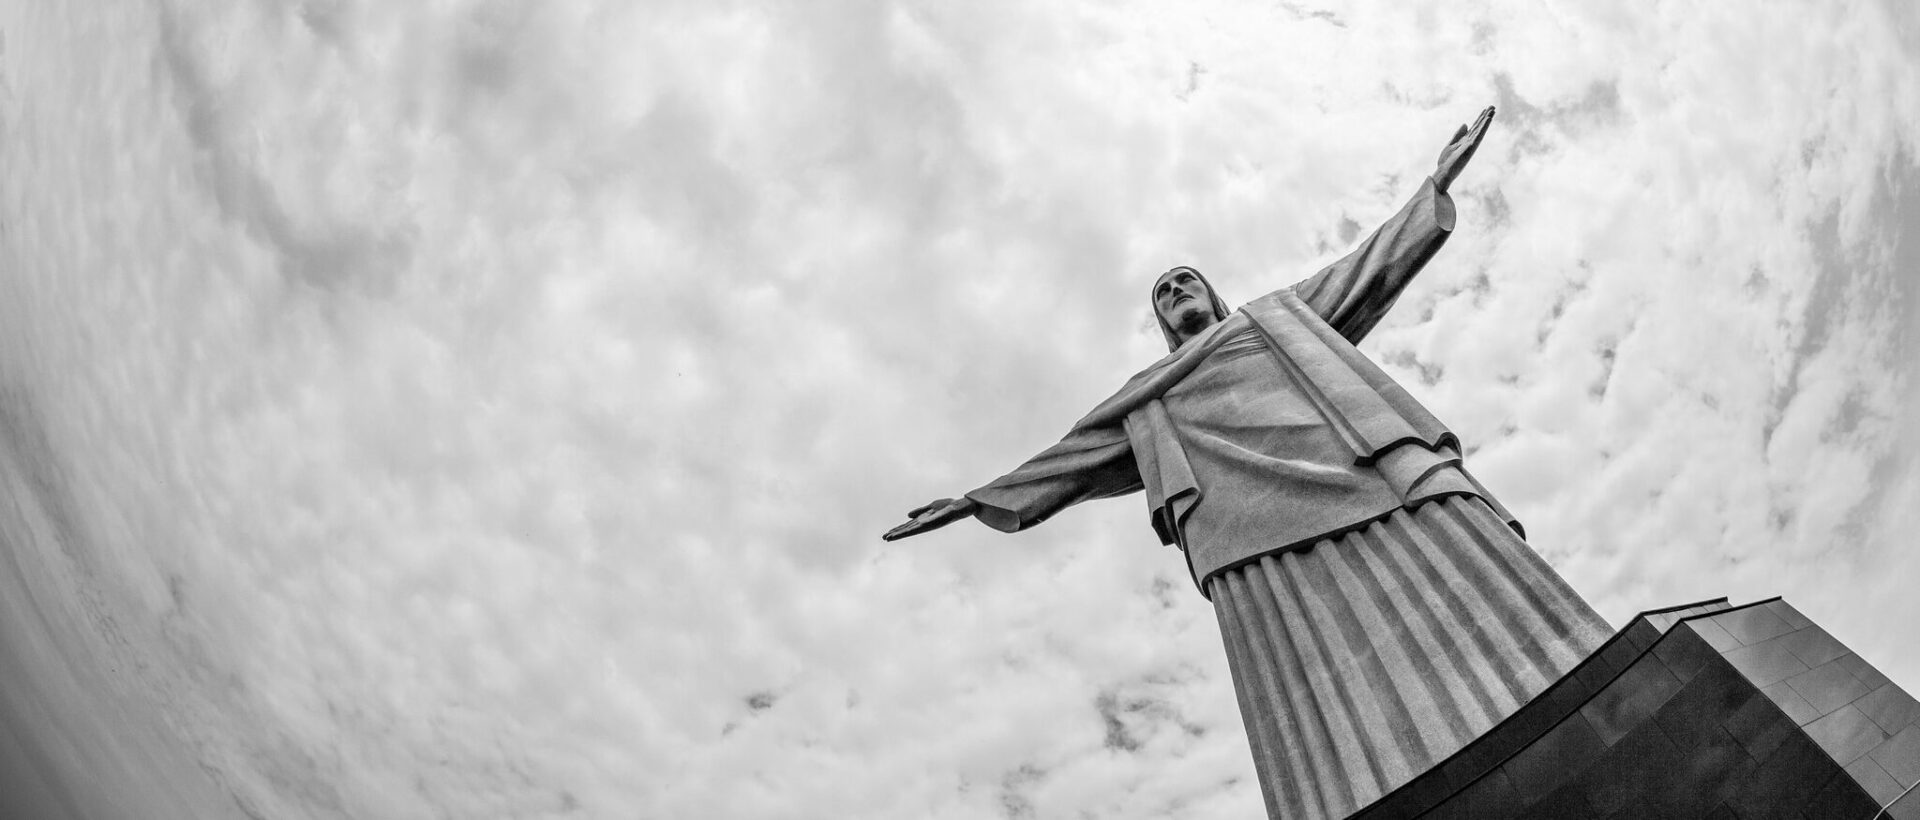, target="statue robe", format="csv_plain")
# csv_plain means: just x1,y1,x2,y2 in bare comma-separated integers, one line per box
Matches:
963,177,1610,819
